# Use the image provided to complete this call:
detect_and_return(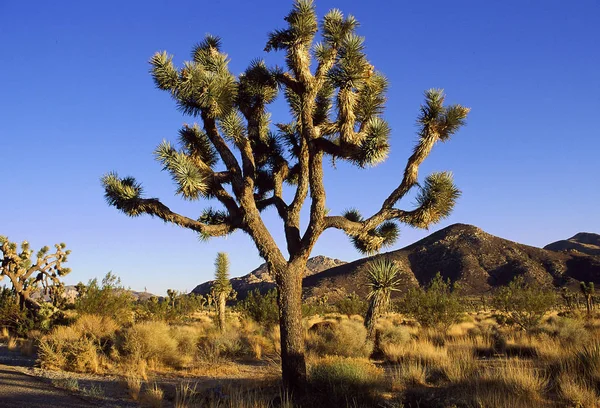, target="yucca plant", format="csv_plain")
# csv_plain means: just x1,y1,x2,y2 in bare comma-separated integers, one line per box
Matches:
101,0,469,392
364,258,401,341
212,252,232,331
